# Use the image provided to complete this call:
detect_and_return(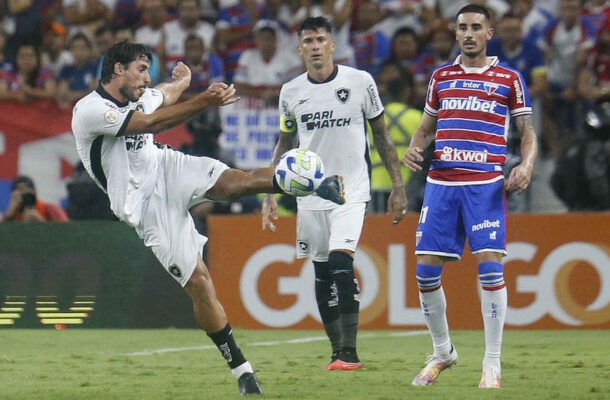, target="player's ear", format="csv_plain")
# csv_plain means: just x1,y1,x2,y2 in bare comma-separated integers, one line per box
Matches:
113,61,125,76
